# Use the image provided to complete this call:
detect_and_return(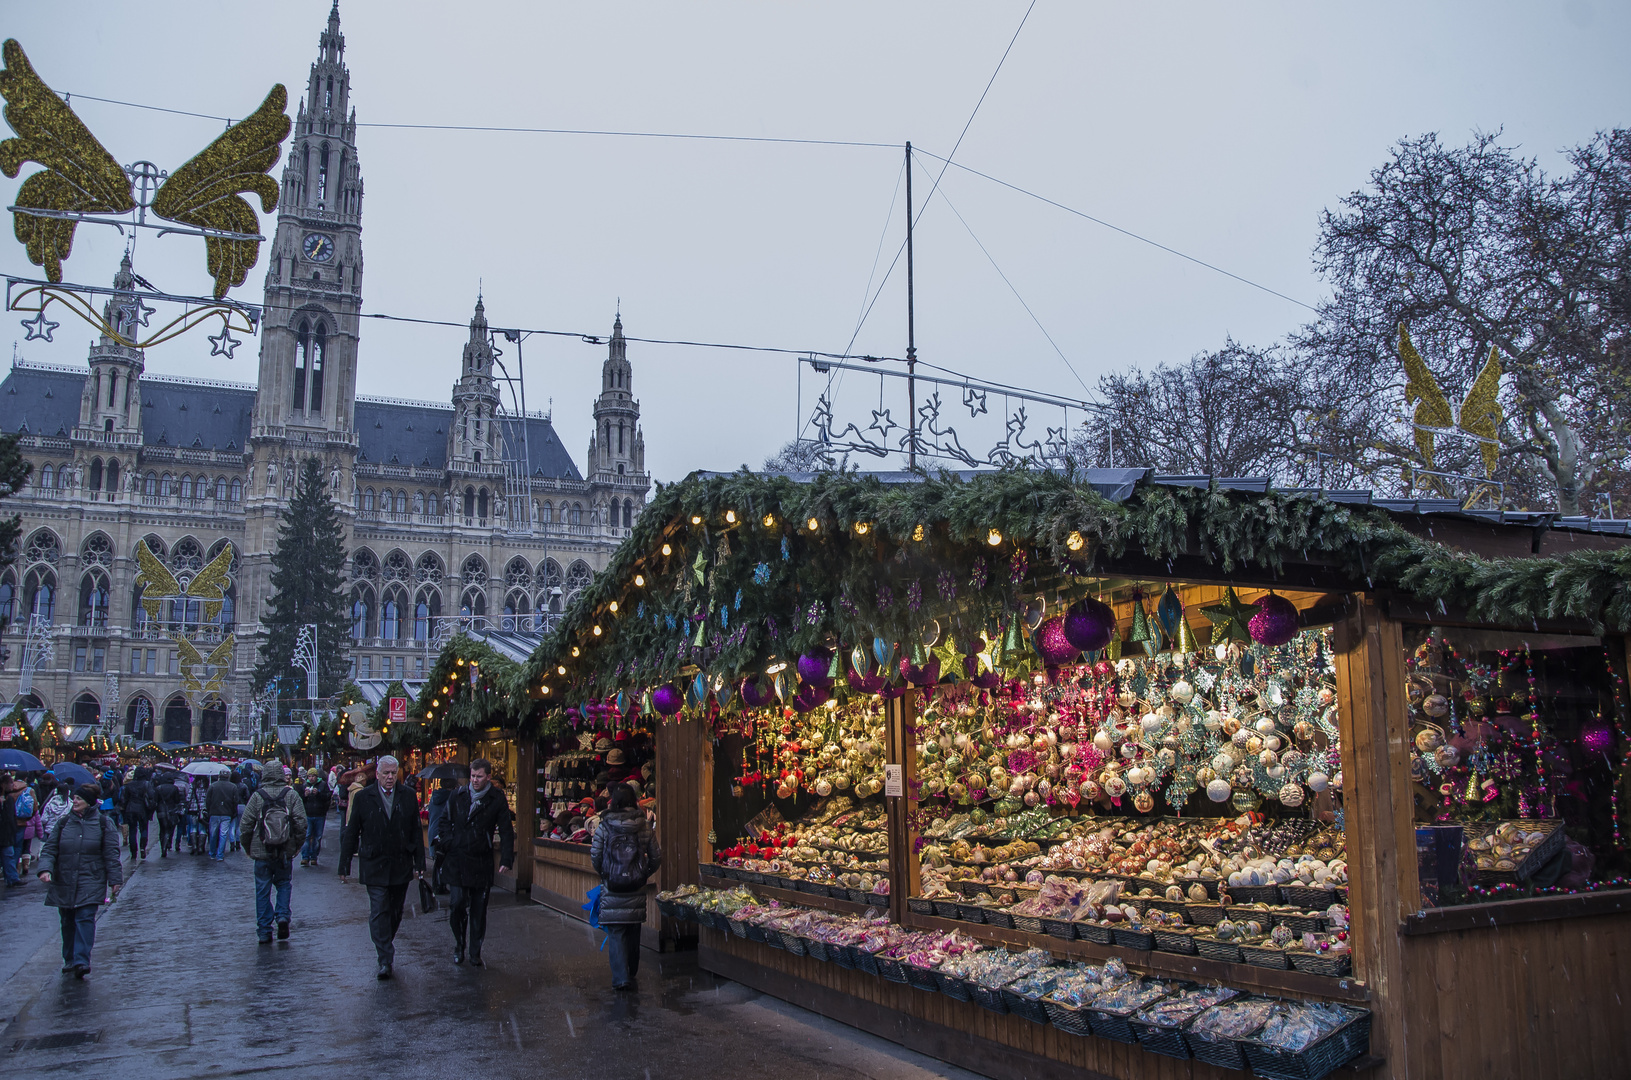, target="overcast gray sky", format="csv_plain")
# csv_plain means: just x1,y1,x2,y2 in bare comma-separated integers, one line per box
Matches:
5,2,1627,481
